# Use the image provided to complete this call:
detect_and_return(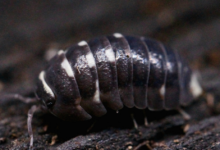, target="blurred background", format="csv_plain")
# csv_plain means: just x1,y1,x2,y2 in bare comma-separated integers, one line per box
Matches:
0,0,220,149
0,0,220,94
